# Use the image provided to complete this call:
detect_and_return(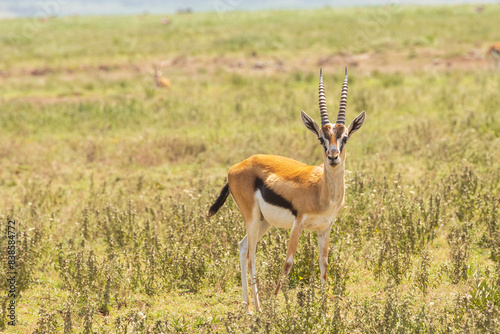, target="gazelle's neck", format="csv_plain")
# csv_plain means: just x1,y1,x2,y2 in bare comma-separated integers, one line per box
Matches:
320,159,345,209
